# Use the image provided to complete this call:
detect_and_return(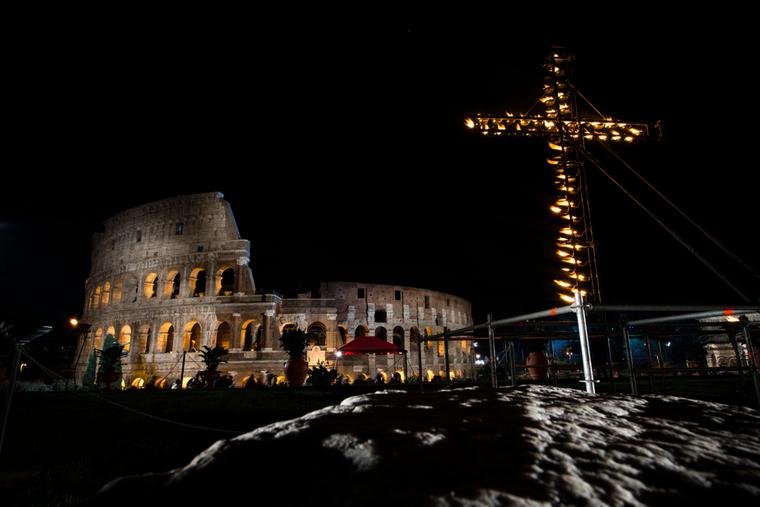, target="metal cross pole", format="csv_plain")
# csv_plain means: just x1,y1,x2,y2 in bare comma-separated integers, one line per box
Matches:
487,314,498,388
179,350,187,392
621,326,638,395
443,326,451,385
573,292,595,394
417,332,423,386
509,341,517,387
606,334,616,393
740,316,760,406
